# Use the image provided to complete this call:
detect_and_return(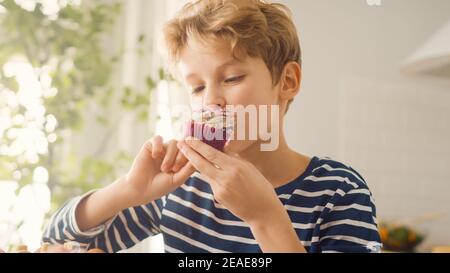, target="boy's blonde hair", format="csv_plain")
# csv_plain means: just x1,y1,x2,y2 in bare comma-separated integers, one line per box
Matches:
163,0,301,109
